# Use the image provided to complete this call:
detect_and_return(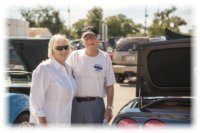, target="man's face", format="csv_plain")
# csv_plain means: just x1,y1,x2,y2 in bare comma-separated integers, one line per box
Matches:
82,34,99,49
